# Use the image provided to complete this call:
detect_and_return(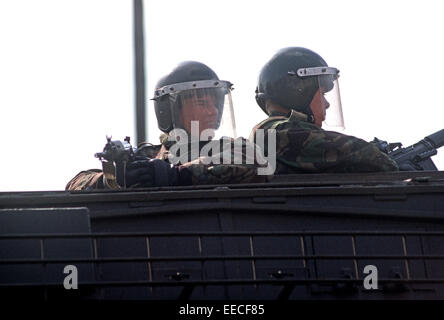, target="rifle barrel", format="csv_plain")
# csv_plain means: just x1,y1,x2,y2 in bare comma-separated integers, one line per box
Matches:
425,129,444,149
